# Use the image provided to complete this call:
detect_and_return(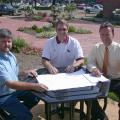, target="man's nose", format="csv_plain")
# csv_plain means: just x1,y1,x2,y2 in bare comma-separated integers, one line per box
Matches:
5,42,9,46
